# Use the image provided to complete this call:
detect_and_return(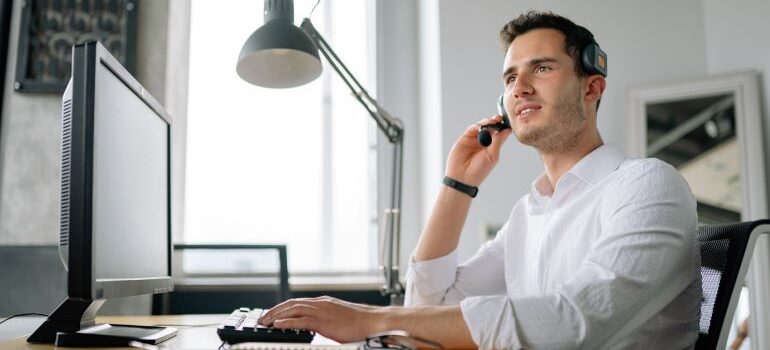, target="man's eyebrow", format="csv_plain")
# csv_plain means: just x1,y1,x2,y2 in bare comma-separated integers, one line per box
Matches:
502,57,560,79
